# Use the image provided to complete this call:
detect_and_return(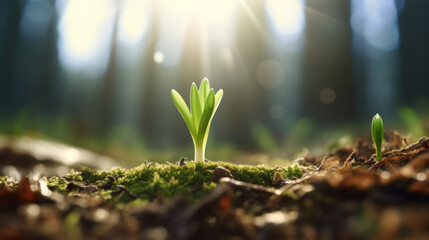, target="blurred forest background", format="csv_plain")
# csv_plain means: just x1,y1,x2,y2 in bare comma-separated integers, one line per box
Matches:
1,0,429,165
